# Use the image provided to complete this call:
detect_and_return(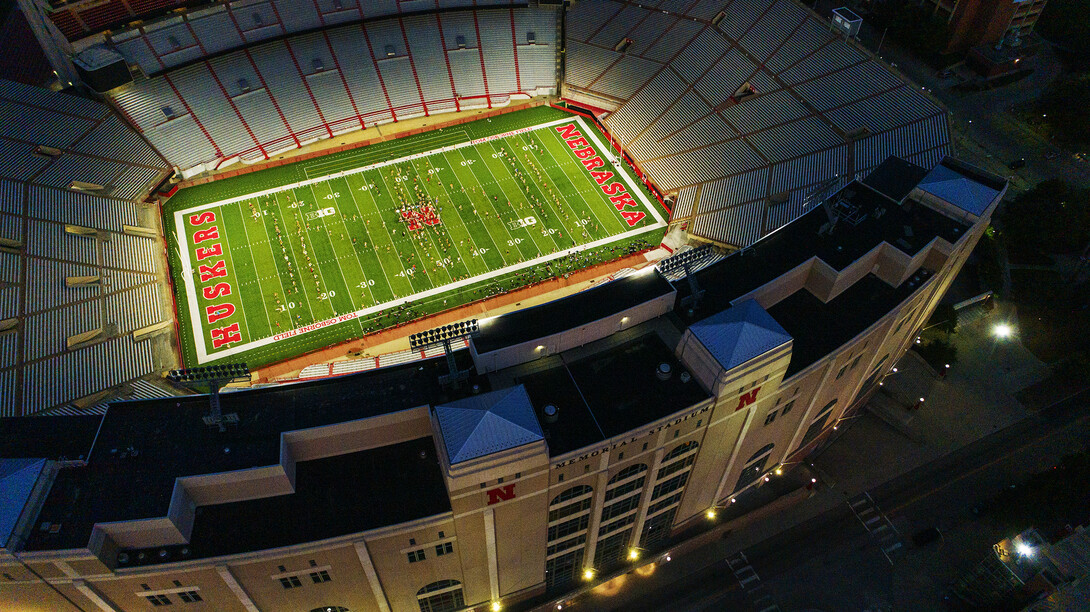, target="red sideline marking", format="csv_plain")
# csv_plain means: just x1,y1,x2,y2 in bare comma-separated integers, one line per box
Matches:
660,243,674,253
420,350,427,358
